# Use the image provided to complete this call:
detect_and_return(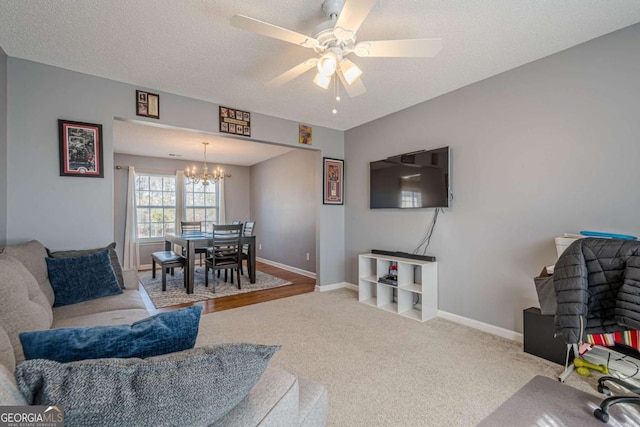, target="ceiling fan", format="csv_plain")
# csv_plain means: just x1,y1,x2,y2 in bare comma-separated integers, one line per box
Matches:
230,0,442,98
